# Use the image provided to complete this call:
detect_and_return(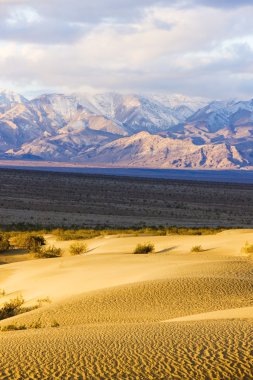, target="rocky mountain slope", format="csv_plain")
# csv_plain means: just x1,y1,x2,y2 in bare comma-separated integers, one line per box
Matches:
0,89,252,169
